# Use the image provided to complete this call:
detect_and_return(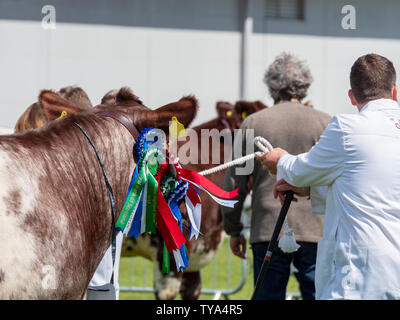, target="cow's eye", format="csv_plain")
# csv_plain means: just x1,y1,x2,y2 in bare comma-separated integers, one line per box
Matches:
242,112,247,120
226,110,232,117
